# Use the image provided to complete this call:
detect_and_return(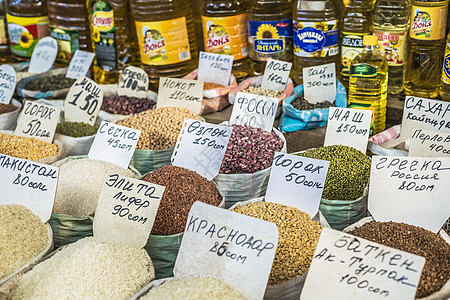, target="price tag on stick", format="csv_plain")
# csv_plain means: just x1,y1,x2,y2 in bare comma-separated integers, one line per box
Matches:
324,107,372,153
0,64,16,104
66,50,95,79
409,128,450,157
14,100,60,143
156,77,203,115
171,119,232,181
303,63,336,104
261,58,292,91
65,77,103,125
28,37,58,74
117,66,149,98
301,228,425,300
198,51,234,86
0,154,59,222
174,202,278,300
93,174,165,248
